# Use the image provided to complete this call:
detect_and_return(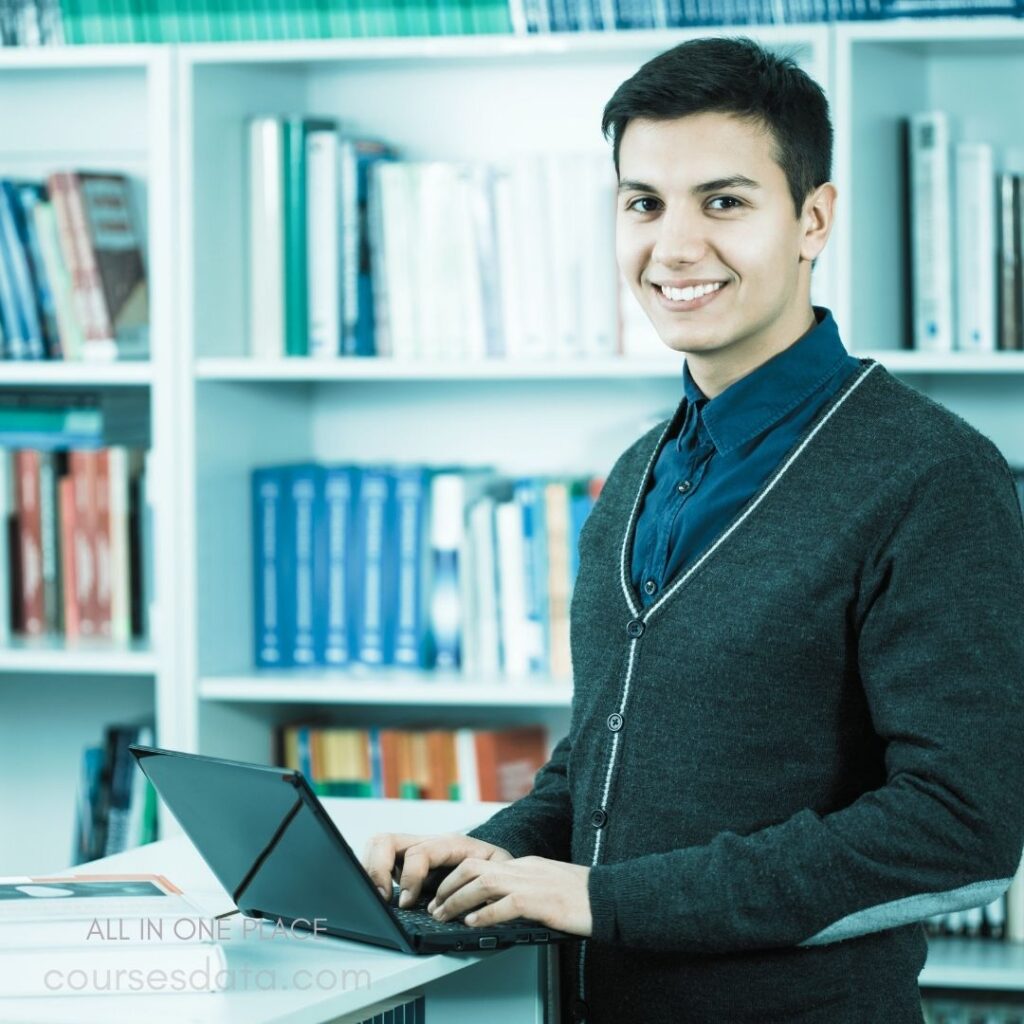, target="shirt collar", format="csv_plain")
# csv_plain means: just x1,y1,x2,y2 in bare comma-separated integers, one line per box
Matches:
681,306,851,457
